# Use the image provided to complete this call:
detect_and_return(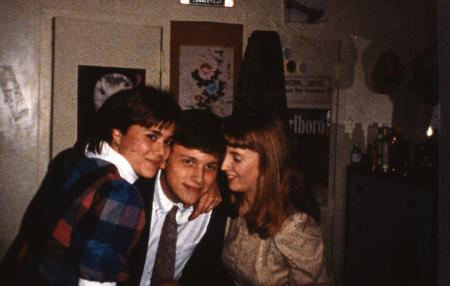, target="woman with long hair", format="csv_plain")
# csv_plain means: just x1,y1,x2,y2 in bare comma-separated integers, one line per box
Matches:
221,113,331,285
